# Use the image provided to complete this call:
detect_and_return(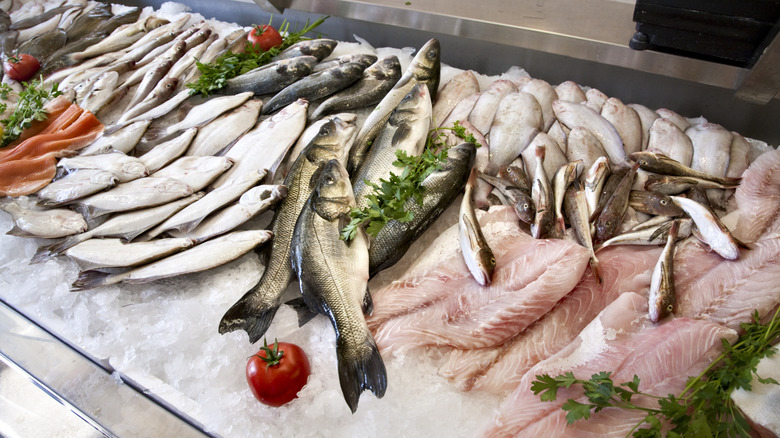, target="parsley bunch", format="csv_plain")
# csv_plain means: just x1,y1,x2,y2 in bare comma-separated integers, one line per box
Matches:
340,121,480,241
0,78,62,147
532,307,780,437
186,16,328,96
